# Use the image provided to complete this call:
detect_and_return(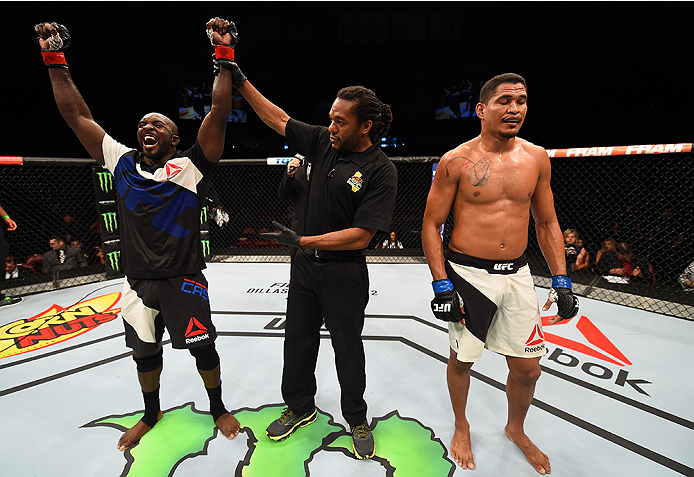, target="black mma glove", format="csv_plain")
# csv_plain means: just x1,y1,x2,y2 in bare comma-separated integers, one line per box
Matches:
212,56,247,89
260,221,302,248
430,279,465,322
548,275,579,320
35,22,71,68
